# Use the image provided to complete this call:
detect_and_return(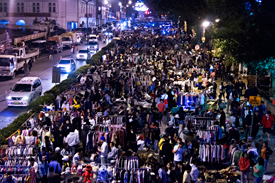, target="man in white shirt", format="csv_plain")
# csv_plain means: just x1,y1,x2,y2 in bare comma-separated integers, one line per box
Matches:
172,141,184,168
65,129,79,156
98,136,108,165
